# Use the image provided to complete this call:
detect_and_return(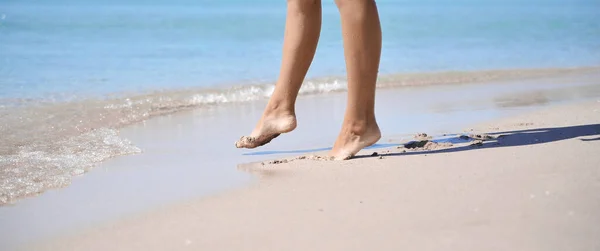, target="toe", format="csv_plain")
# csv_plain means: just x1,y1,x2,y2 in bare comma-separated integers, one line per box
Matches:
330,150,353,161
235,134,281,149
335,154,352,161
235,136,256,148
